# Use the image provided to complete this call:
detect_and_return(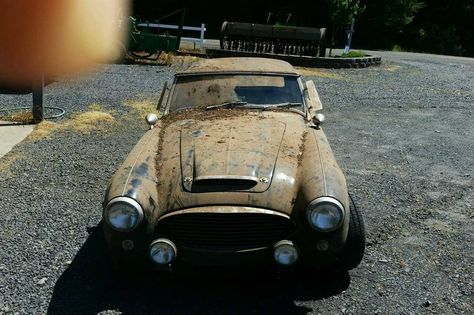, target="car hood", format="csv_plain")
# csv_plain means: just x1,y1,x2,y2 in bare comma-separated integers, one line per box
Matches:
154,111,307,216
179,116,286,192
